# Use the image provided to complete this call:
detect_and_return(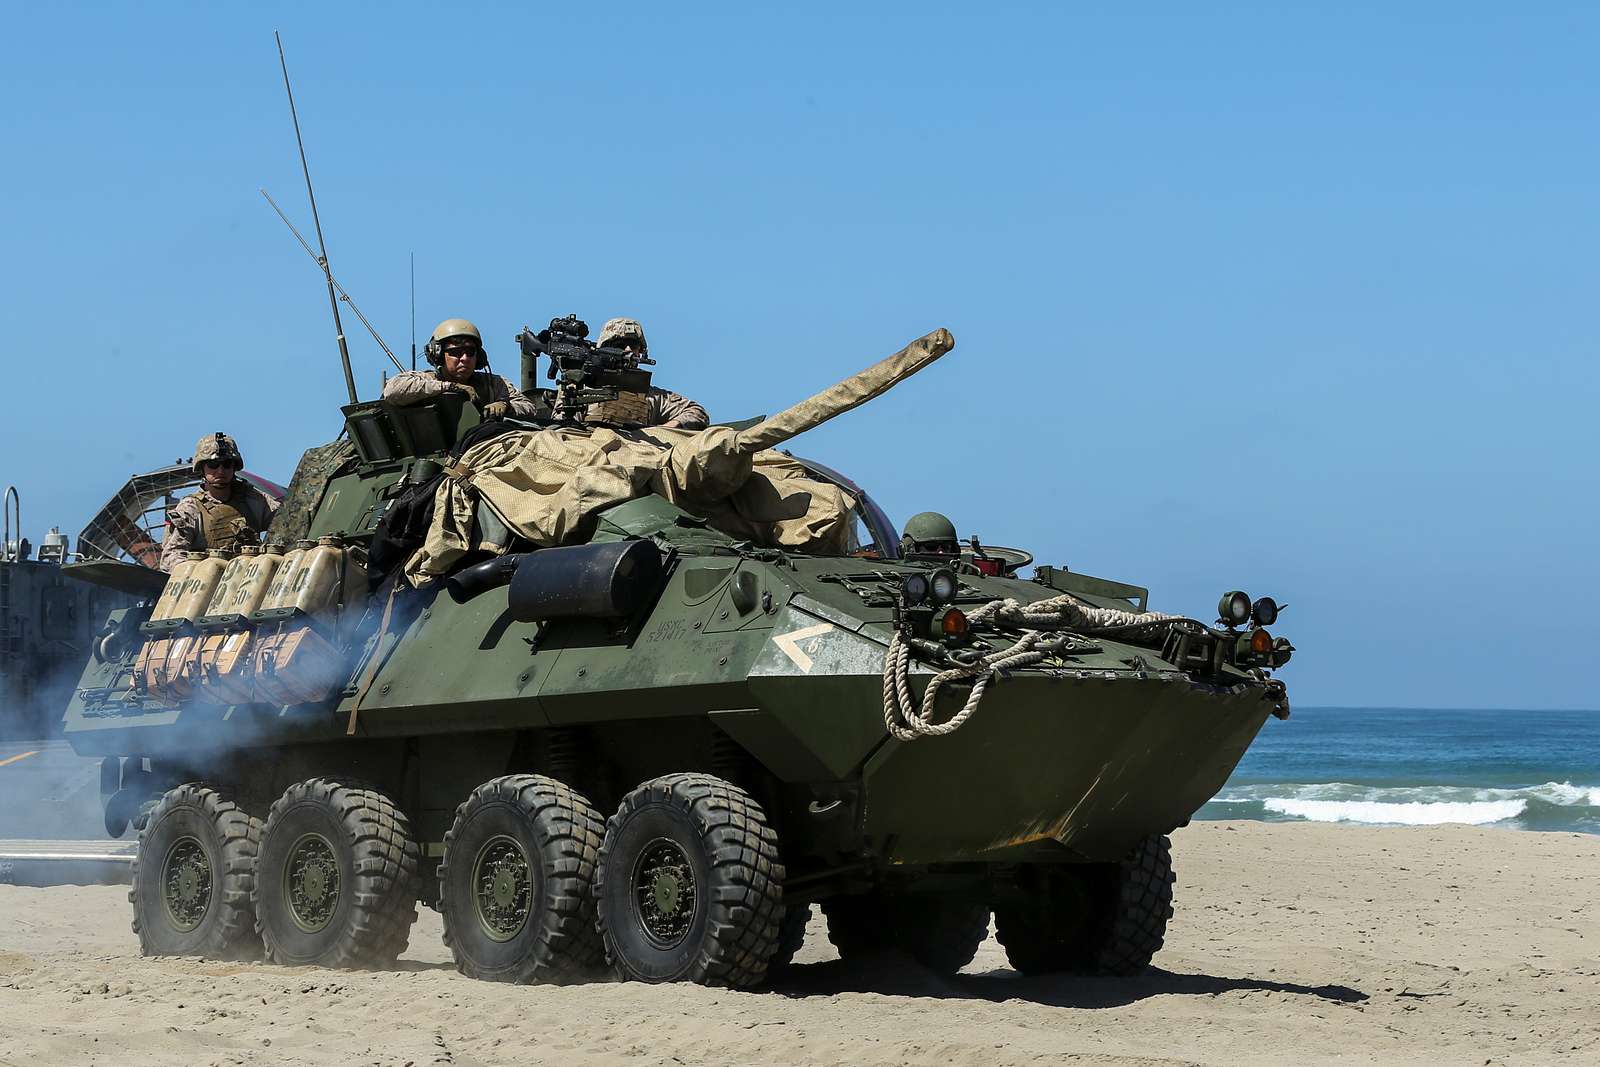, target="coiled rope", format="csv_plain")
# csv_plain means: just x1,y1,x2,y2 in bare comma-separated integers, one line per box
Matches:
882,592,1182,741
